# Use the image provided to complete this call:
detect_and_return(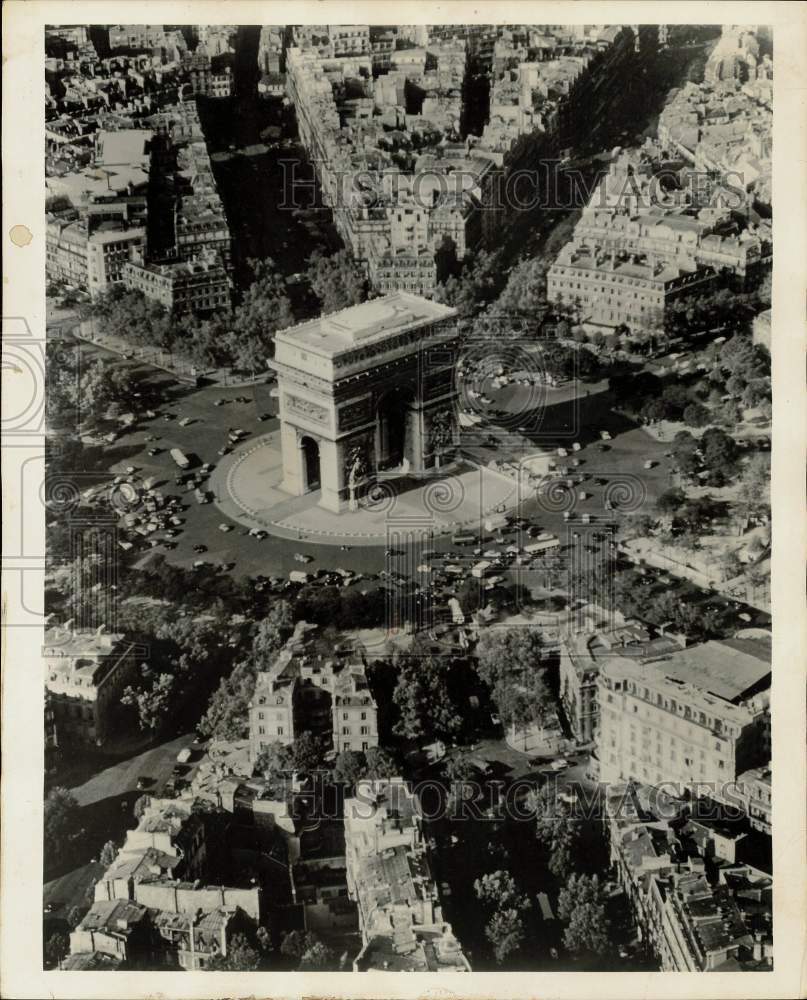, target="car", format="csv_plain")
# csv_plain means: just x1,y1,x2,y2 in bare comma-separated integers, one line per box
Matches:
136,776,154,790
147,448,160,457
193,544,207,554
179,417,192,427
217,446,231,456
550,758,570,771
218,523,233,532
